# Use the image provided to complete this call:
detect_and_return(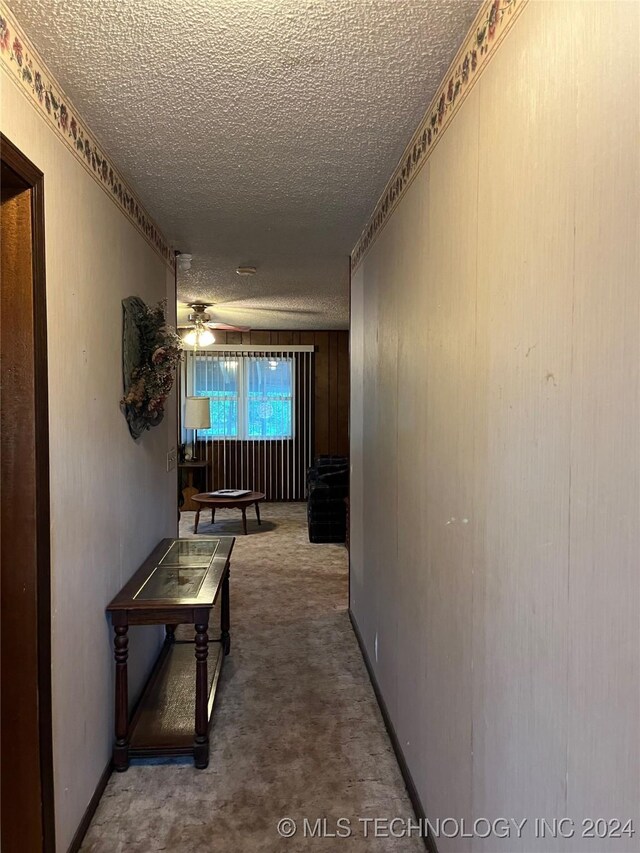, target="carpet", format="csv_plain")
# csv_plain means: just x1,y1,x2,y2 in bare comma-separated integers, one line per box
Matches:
81,503,422,852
